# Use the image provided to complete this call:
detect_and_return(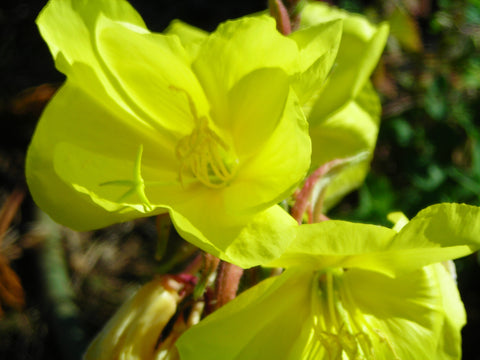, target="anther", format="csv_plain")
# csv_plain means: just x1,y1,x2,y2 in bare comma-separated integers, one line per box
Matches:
171,86,238,188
